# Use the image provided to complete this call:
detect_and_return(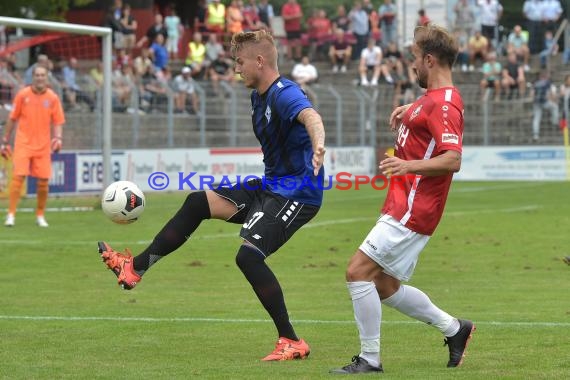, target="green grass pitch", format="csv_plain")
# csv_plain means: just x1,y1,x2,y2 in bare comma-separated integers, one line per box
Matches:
1,181,568,379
